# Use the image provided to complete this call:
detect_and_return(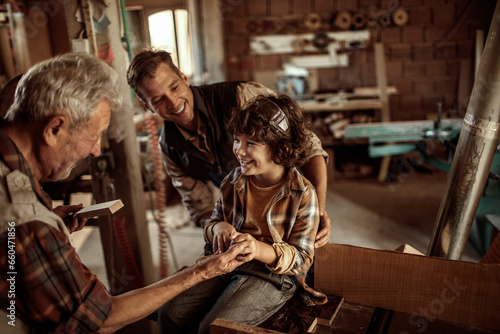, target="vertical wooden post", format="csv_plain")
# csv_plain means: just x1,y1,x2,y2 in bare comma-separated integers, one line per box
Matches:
374,43,391,182
63,1,156,333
